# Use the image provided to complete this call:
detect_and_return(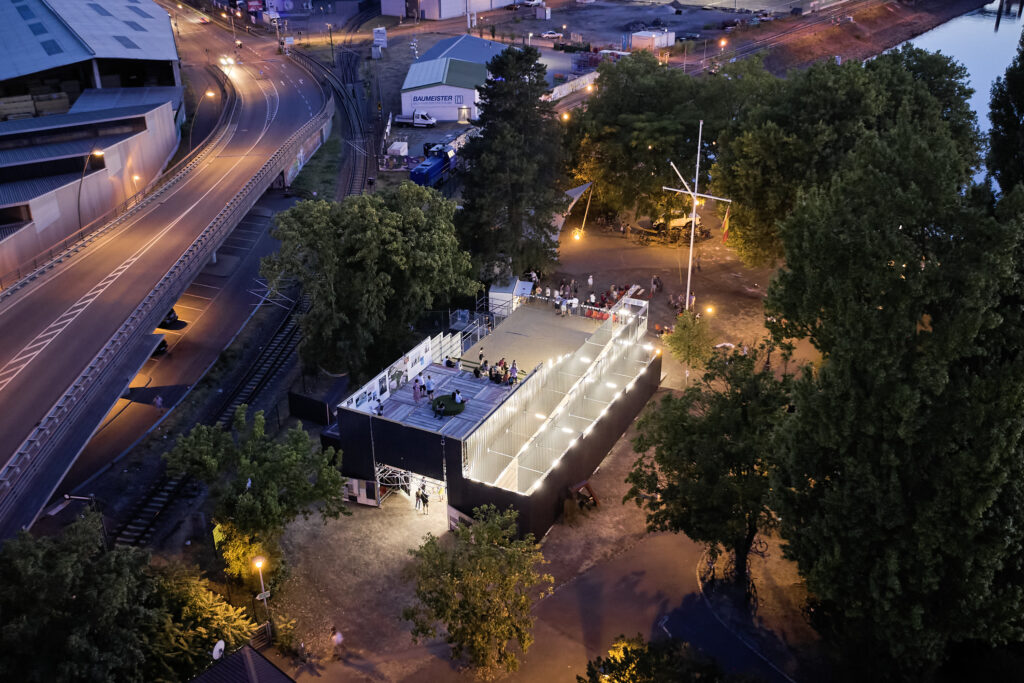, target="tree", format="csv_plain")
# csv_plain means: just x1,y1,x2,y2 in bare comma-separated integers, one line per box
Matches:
570,53,774,225
577,634,732,683
458,46,567,278
0,512,162,683
711,45,978,266
166,406,348,578
262,183,477,376
403,505,553,675
989,33,1024,194
626,345,790,587
766,121,1024,676
662,310,714,385
148,565,256,682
